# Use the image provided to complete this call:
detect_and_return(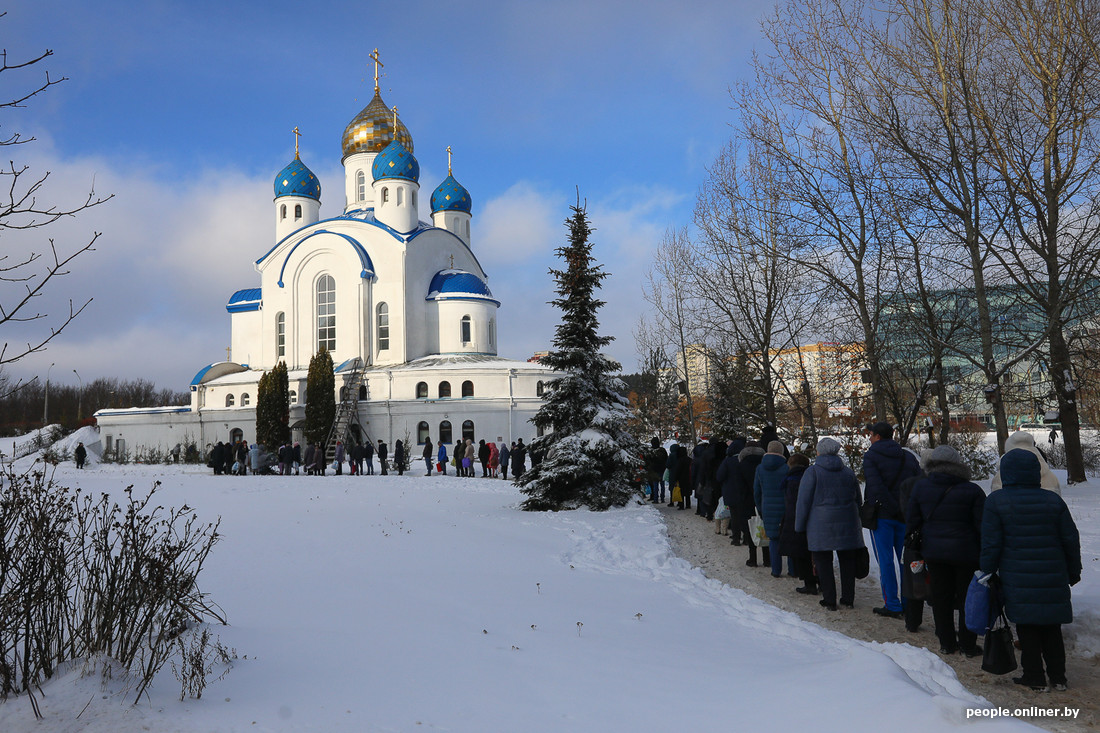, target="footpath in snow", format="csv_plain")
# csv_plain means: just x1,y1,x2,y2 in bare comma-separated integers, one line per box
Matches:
0,451,1090,731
